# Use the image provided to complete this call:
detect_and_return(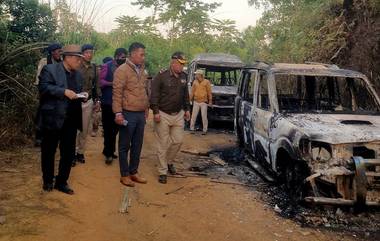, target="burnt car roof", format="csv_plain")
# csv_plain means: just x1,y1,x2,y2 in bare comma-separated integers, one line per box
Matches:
192,53,244,68
244,62,367,78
